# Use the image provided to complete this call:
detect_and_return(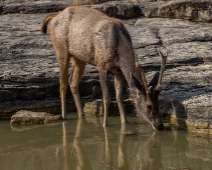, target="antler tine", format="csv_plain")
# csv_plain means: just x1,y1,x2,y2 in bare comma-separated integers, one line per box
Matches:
137,64,149,91
134,54,149,92
155,49,168,91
